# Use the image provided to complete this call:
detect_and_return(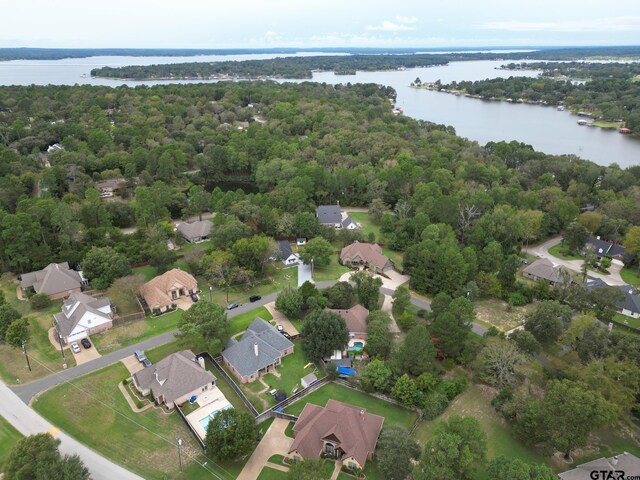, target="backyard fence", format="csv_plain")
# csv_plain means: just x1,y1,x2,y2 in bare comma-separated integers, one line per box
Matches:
202,353,259,417
255,376,329,424
175,404,206,450
609,317,640,334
